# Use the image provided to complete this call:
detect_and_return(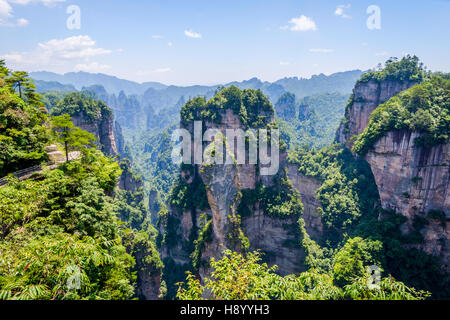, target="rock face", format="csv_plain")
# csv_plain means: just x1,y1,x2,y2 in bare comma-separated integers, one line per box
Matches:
71,111,118,157
336,79,418,147
336,75,449,273
161,104,307,284
275,92,296,121
365,130,450,271
114,121,125,155
288,164,324,242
